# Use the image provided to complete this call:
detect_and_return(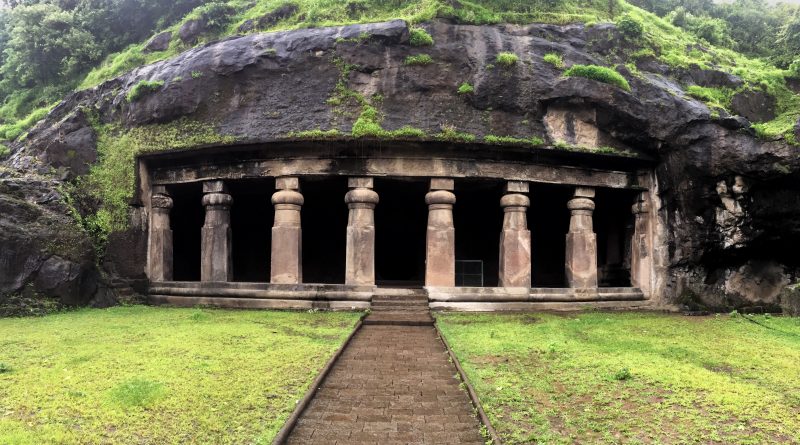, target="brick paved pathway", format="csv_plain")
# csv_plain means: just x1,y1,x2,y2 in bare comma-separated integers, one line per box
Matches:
285,324,485,444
